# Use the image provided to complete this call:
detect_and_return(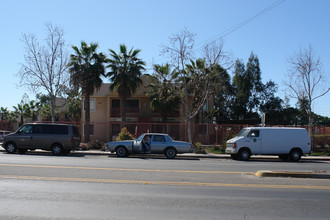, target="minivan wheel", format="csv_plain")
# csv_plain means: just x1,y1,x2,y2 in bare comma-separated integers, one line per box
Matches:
238,149,251,161
289,149,302,162
52,145,63,156
5,142,17,154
